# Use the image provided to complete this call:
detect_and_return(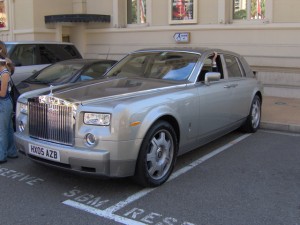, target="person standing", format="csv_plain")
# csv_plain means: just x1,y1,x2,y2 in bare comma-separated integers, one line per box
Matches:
0,42,17,163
